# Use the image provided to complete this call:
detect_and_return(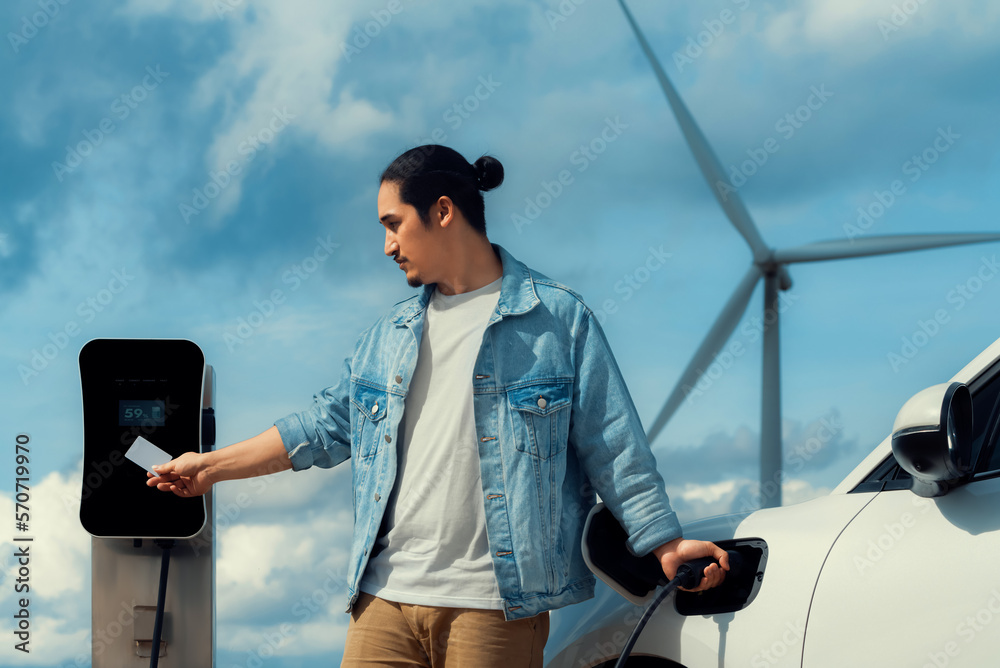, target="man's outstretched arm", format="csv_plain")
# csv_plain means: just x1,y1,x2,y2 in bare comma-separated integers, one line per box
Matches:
145,425,291,498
